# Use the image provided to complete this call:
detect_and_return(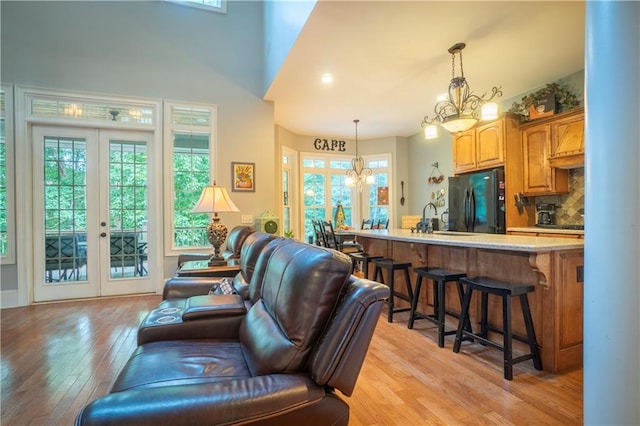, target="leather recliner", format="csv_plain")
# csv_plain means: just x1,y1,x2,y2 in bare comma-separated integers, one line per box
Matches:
138,234,287,345
176,225,256,269
76,240,389,426
162,231,279,301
